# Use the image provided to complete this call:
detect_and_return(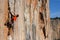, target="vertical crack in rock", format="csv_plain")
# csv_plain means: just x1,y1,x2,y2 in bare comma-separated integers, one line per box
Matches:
24,0,31,40
32,23,36,40
43,26,46,38
39,12,44,22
